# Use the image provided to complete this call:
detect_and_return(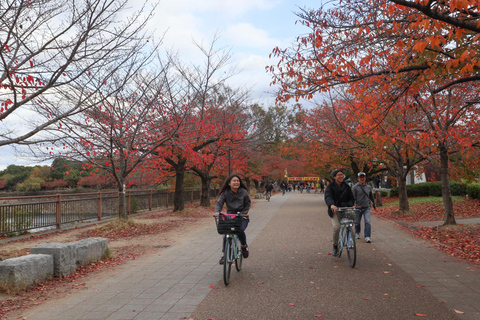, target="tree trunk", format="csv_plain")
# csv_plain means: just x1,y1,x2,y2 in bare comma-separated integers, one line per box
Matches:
173,159,186,212
118,182,127,219
440,143,456,225
397,176,409,212
200,176,211,207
